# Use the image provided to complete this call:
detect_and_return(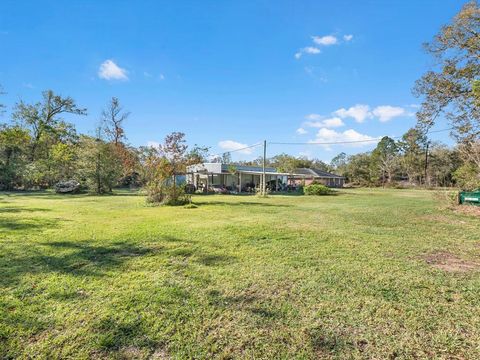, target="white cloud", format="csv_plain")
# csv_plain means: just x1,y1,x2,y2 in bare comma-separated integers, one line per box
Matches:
147,141,160,149
304,117,345,129
343,34,353,41
372,105,406,122
310,128,377,149
159,74,165,80
98,60,128,81
322,117,345,128
296,127,308,135
305,113,322,121
312,35,338,46
218,140,254,155
303,46,320,54
334,104,371,123
294,47,321,59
